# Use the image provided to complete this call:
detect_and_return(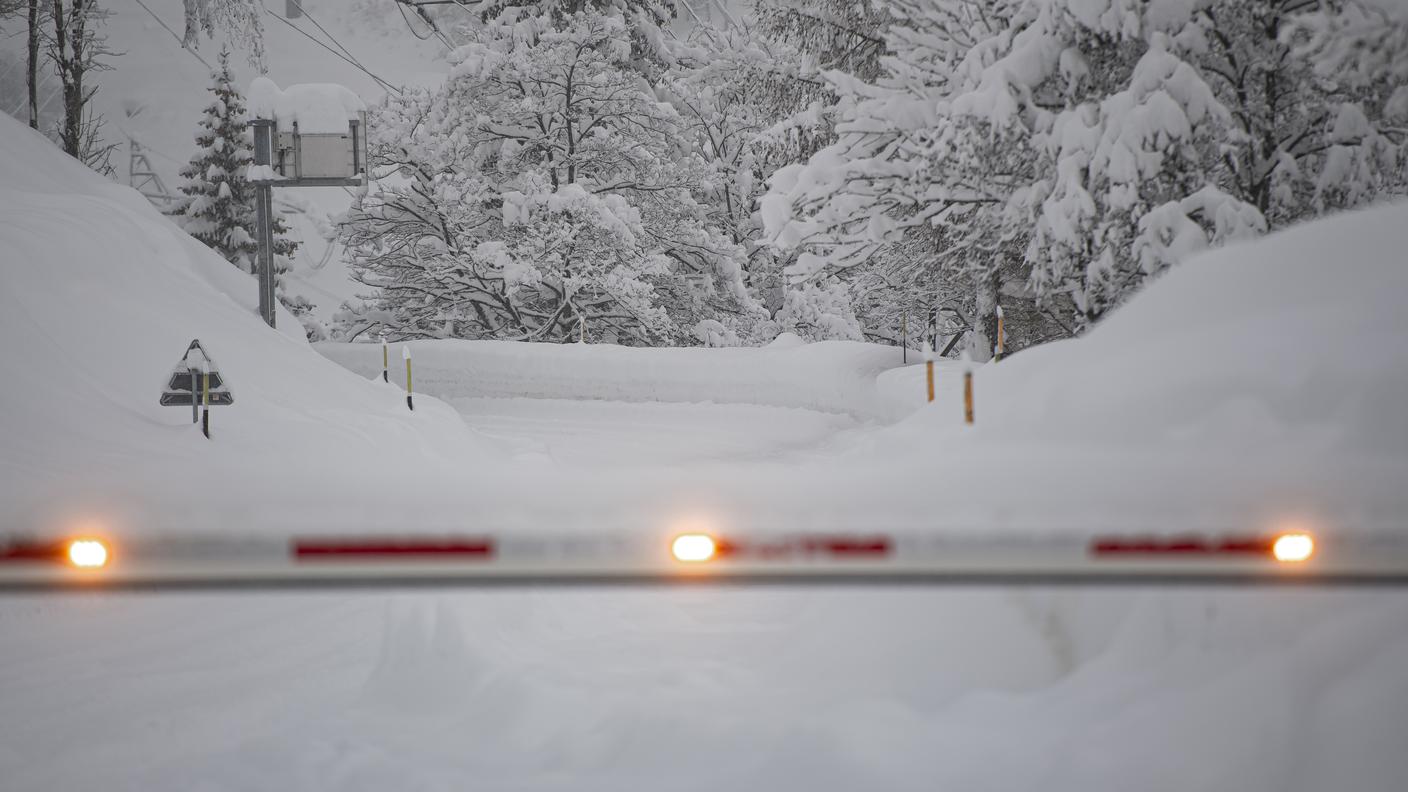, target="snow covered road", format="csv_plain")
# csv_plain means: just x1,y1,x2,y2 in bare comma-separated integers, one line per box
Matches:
451,396,863,465
315,337,922,465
